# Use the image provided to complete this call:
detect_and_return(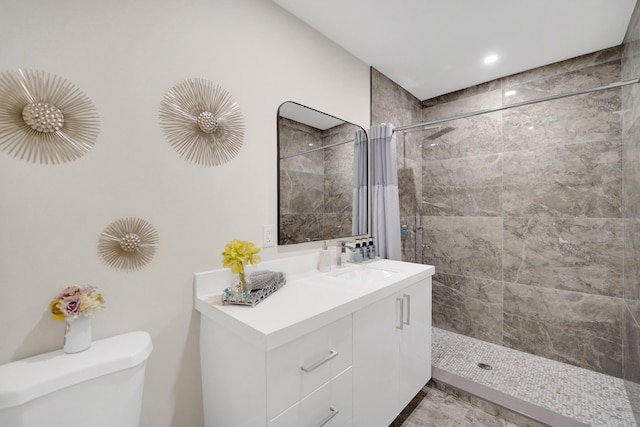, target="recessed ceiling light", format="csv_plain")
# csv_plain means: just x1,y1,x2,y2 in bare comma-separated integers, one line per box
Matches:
505,90,516,96
484,54,499,64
